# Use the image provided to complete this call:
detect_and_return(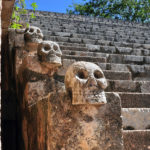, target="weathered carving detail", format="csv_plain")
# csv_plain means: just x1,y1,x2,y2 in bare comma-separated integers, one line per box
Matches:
38,41,62,68
12,26,63,149
24,26,43,43
9,25,123,150
65,61,107,105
